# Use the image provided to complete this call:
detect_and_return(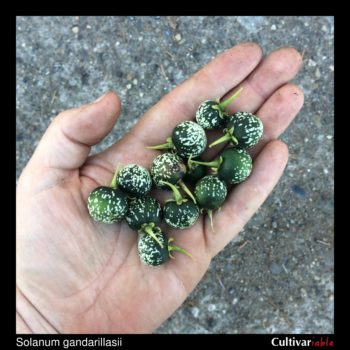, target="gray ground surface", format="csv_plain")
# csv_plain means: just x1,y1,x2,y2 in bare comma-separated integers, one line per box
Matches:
16,16,334,333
